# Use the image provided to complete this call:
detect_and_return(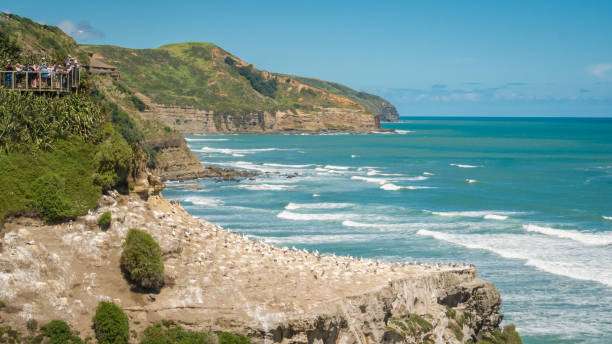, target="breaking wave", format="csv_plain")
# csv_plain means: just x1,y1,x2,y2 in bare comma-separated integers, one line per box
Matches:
285,202,354,210
417,229,612,287
276,211,350,221
523,224,612,246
